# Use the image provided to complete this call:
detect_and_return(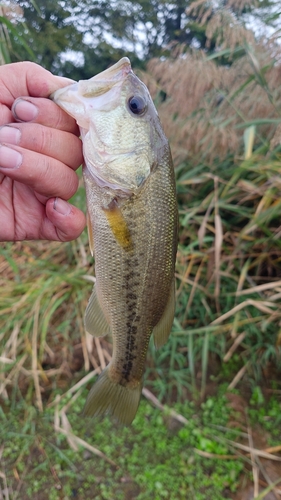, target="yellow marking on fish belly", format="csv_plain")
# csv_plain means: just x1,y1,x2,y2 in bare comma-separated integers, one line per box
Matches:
103,201,132,250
